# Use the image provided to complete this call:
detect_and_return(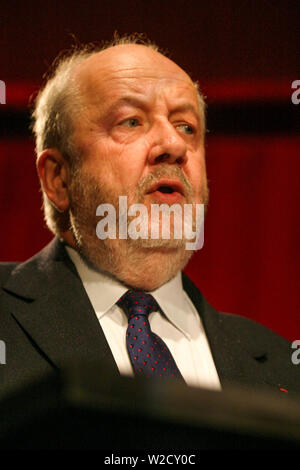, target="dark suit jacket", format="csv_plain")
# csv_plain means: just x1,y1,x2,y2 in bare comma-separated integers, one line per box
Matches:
0,237,299,398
